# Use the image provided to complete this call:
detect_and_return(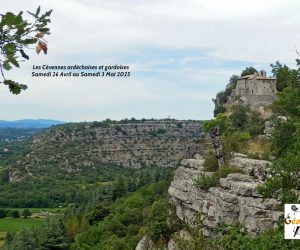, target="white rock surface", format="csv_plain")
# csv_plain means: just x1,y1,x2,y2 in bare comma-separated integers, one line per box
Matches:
136,155,282,249
168,155,282,236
